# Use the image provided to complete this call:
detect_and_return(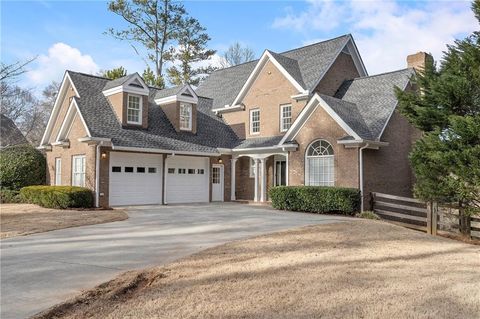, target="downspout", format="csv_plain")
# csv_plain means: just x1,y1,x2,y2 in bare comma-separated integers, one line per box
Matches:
95,141,103,208
359,143,370,212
